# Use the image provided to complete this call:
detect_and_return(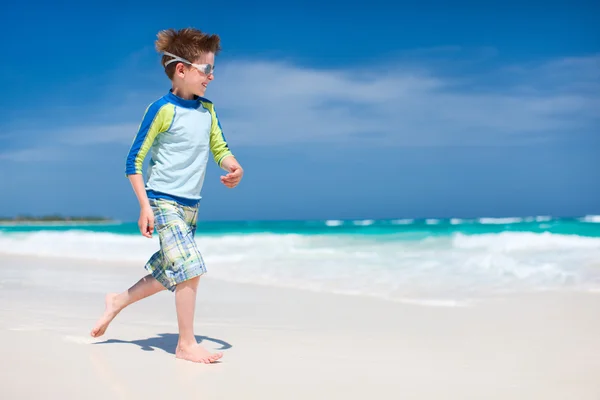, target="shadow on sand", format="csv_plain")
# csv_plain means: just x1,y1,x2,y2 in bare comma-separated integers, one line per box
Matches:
93,333,232,355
